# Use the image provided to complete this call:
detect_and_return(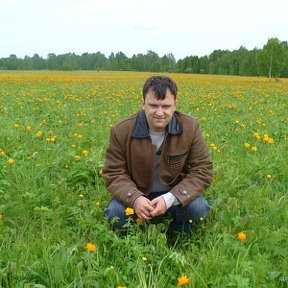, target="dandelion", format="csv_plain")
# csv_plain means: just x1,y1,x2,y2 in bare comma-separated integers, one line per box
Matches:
209,143,218,151
50,136,57,143
98,169,103,175
237,232,247,241
244,143,251,148
136,218,144,224
125,207,134,216
142,256,148,261
85,243,96,252
26,125,32,132
73,133,83,138
79,194,84,199
71,144,77,148
14,123,20,128
0,149,5,156
8,158,15,164
35,130,44,137
263,134,274,144
266,175,272,179
177,275,190,286
95,201,100,206
251,146,257,152
74,155,81,160
253,132,261,140
82,149,89,156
